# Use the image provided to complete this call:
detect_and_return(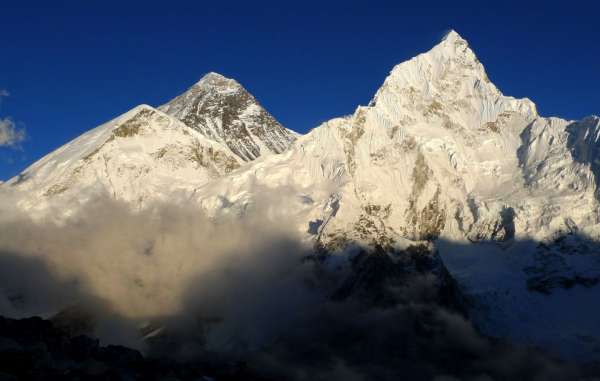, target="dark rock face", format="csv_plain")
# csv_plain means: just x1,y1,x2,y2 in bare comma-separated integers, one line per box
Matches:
331,244,466,314
527,274,600,294
0,316,262,381
160,73,296,162
525,231,600,294
404,153,446,241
